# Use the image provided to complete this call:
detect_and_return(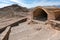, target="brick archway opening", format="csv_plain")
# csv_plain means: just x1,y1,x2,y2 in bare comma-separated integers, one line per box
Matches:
33,8,48,21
